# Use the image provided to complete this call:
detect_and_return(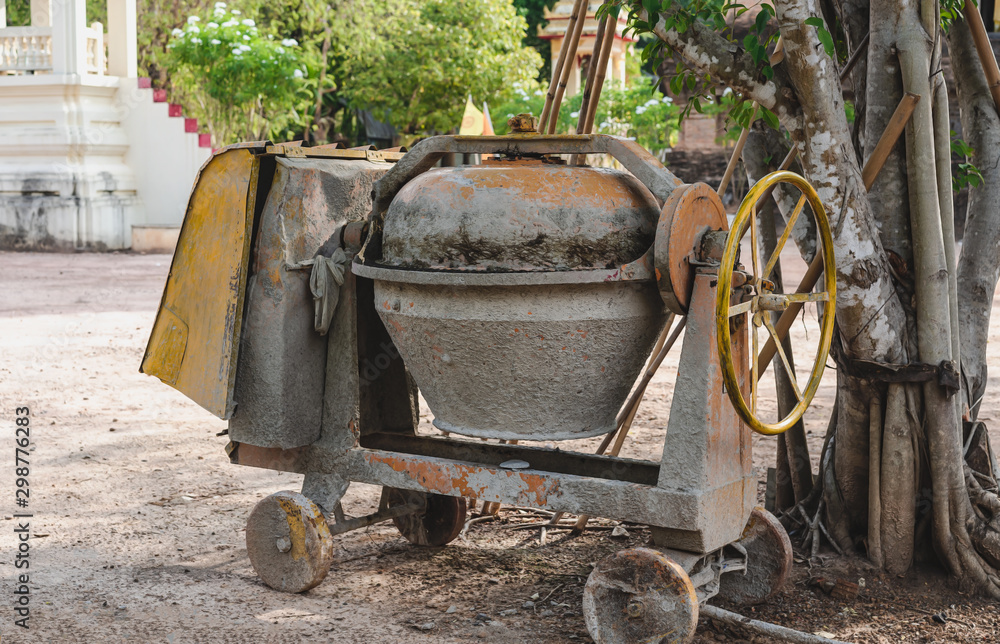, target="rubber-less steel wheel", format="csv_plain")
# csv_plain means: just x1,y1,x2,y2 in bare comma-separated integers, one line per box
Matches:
583,547,699,644
245,490,334,593
717,507,793,605
384,487,467,547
